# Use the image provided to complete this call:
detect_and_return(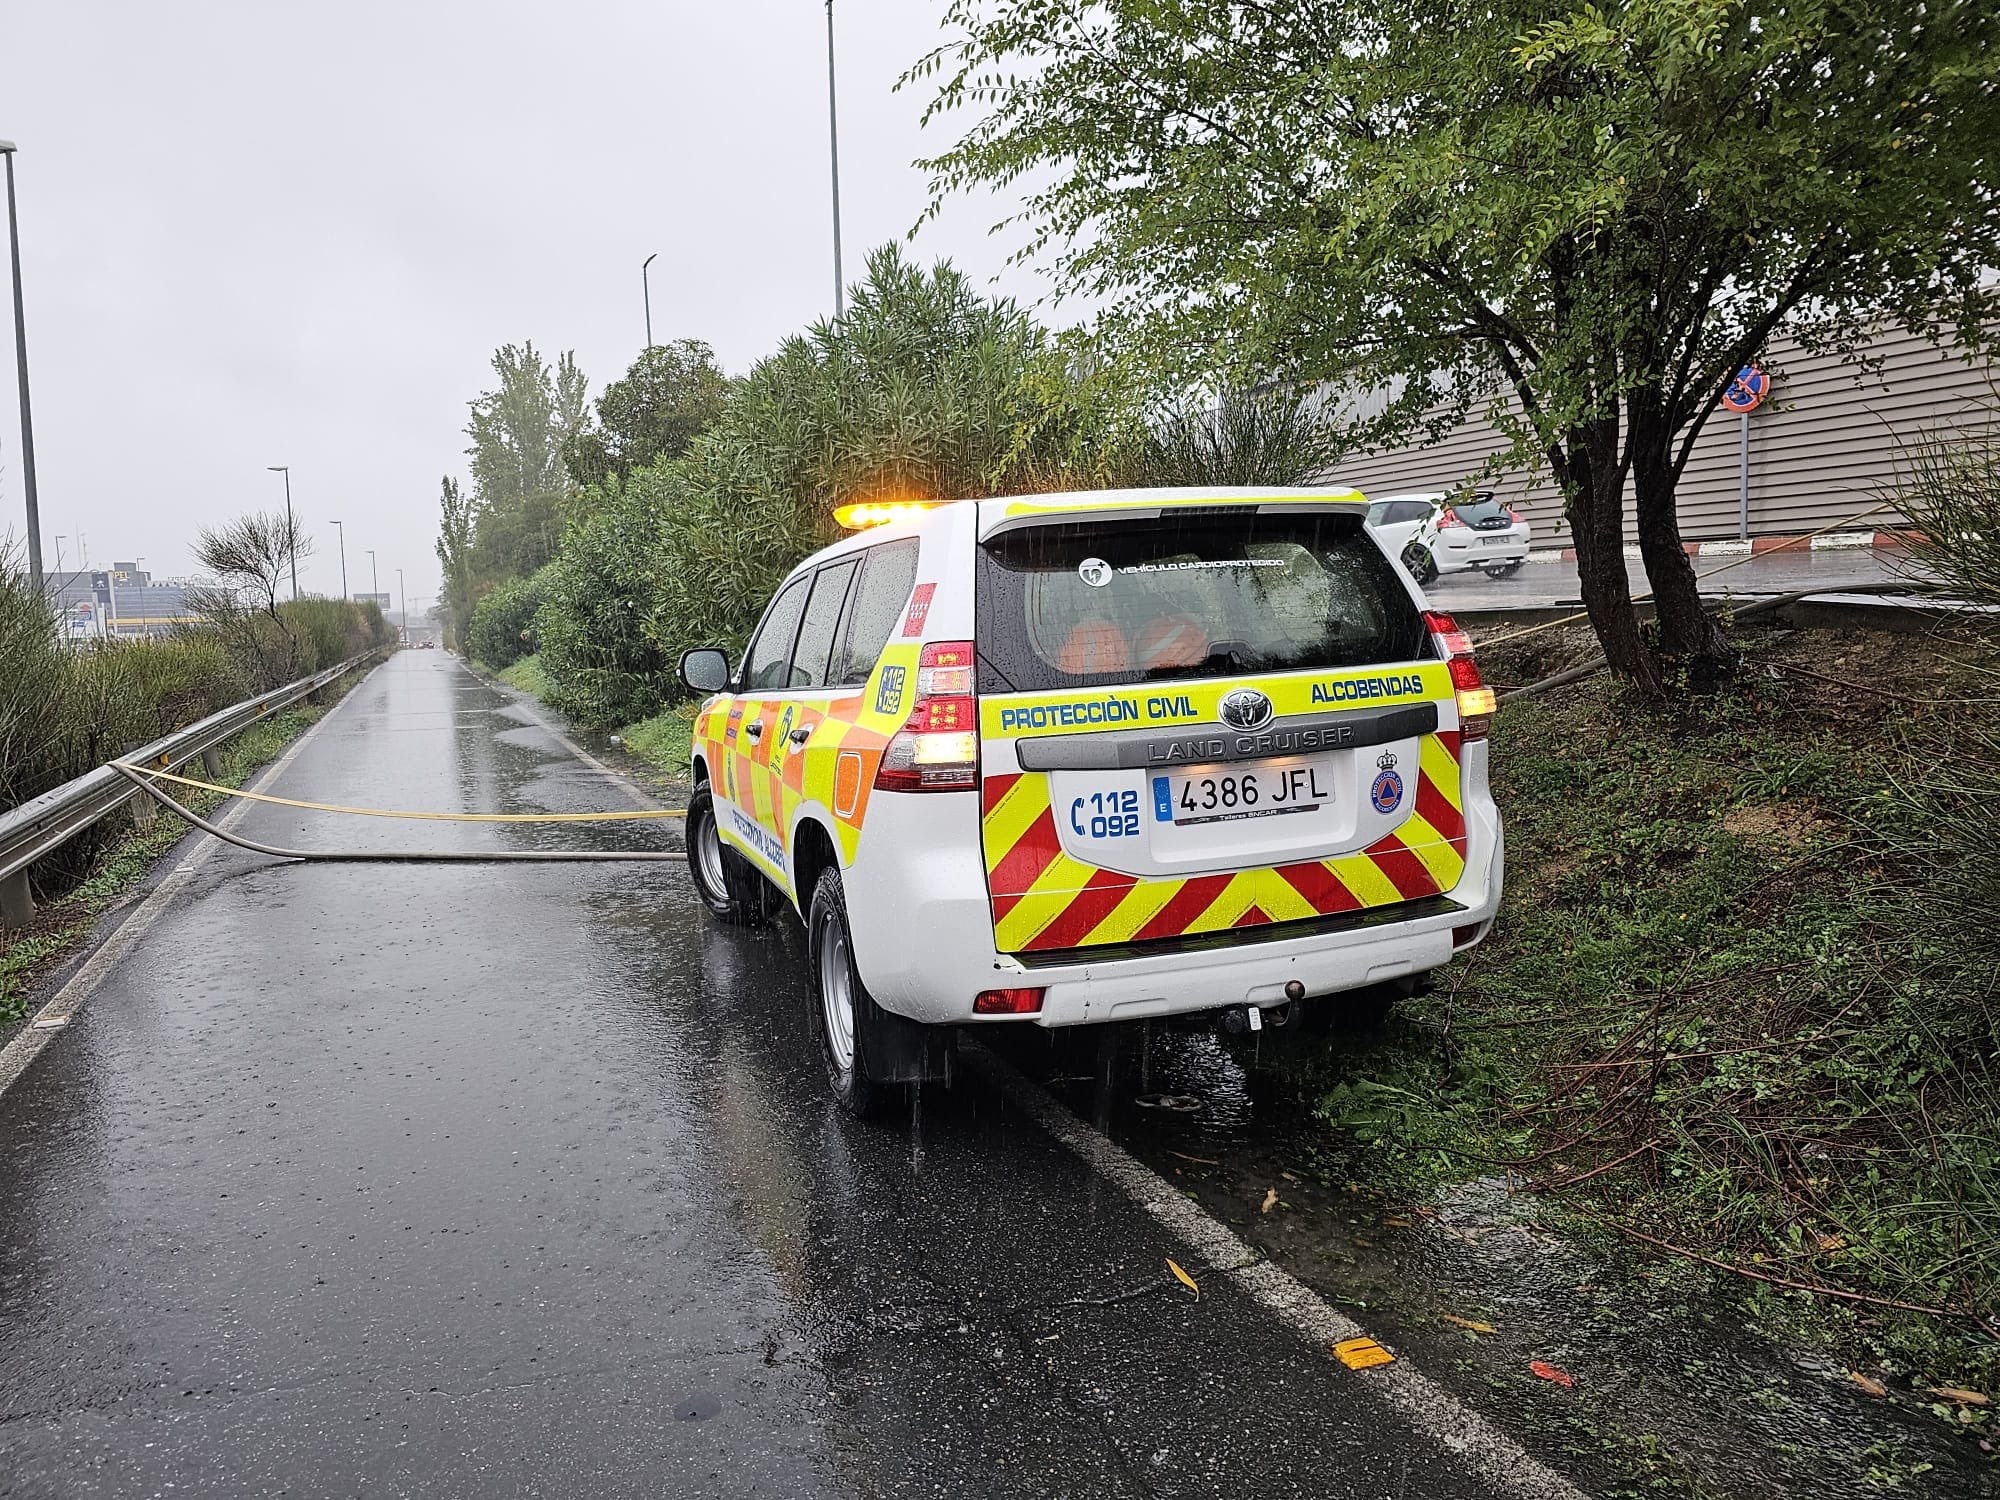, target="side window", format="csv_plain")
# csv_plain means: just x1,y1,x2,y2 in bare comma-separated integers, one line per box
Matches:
741,574,811,691
830,539,921,686
1392,501,1433,524
790,559,858,689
